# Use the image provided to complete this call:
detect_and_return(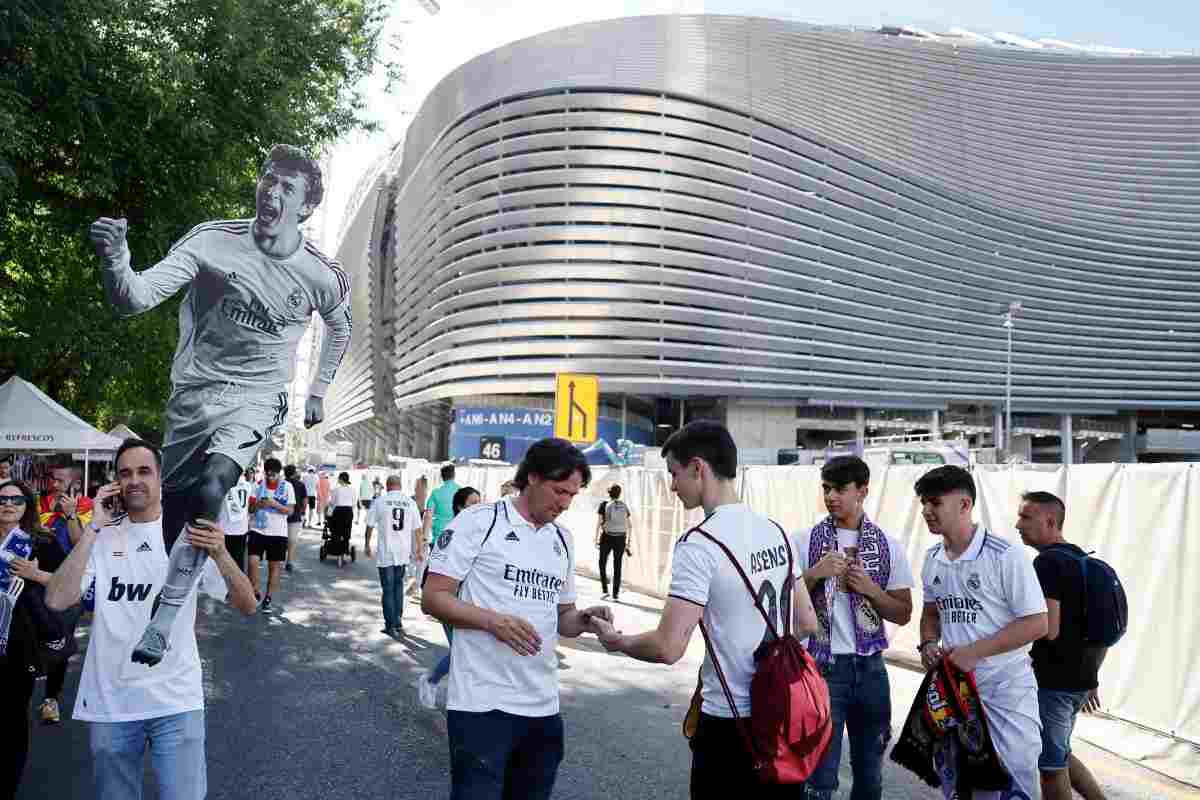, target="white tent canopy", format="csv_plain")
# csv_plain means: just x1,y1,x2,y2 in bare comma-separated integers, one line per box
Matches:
0,376,124,452
107,423,140,441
